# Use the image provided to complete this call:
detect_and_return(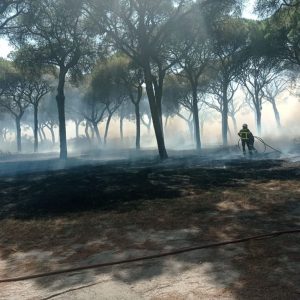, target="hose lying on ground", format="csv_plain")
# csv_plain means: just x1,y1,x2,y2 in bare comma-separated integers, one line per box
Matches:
0,229,299,283
238,136,282,154
255,136,283,154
